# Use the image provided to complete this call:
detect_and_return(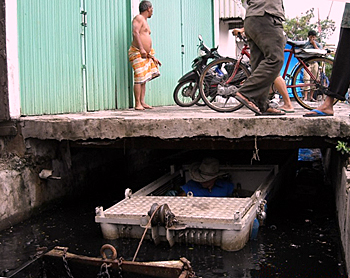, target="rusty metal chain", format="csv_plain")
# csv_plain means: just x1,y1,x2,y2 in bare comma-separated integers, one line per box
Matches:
117,257,124,278
62,248,74,278
97,244,123,278
97,263,111,278
96,258,123,278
